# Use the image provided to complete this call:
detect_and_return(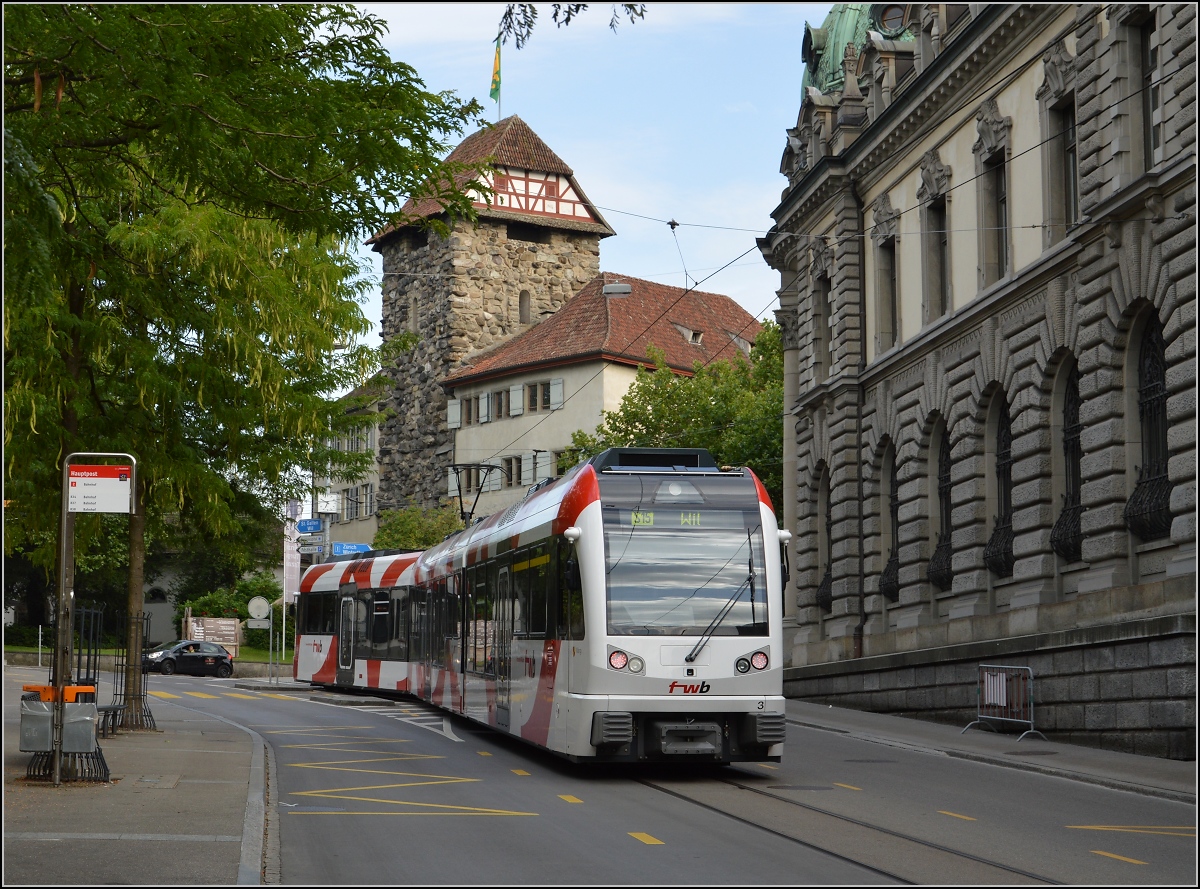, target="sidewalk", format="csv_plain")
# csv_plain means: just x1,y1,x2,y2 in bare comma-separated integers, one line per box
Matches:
3,664,268,886
5,664,1194,886
785,698,1196,804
